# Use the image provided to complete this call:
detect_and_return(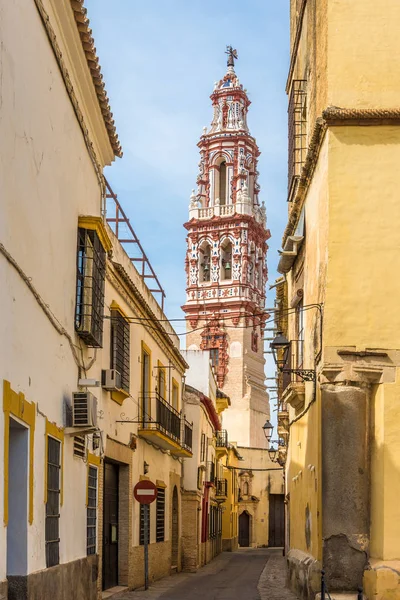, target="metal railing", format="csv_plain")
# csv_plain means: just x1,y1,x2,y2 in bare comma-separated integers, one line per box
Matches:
215,478,228,497
182,418,193,453
288,80,307,200
282,339,304,392
216,430,228,447
140,392,181,443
